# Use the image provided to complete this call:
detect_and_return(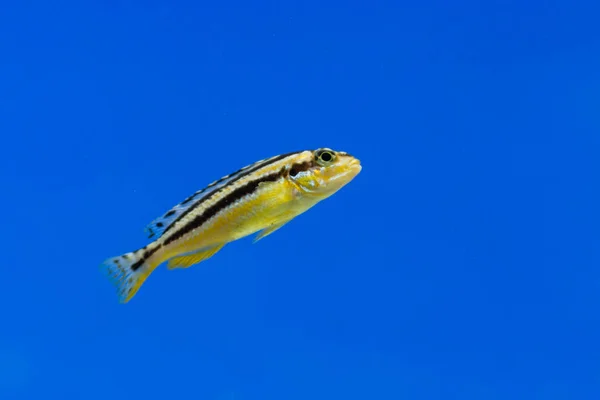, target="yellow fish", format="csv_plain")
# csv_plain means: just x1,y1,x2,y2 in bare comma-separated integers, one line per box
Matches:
101,148,362,303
